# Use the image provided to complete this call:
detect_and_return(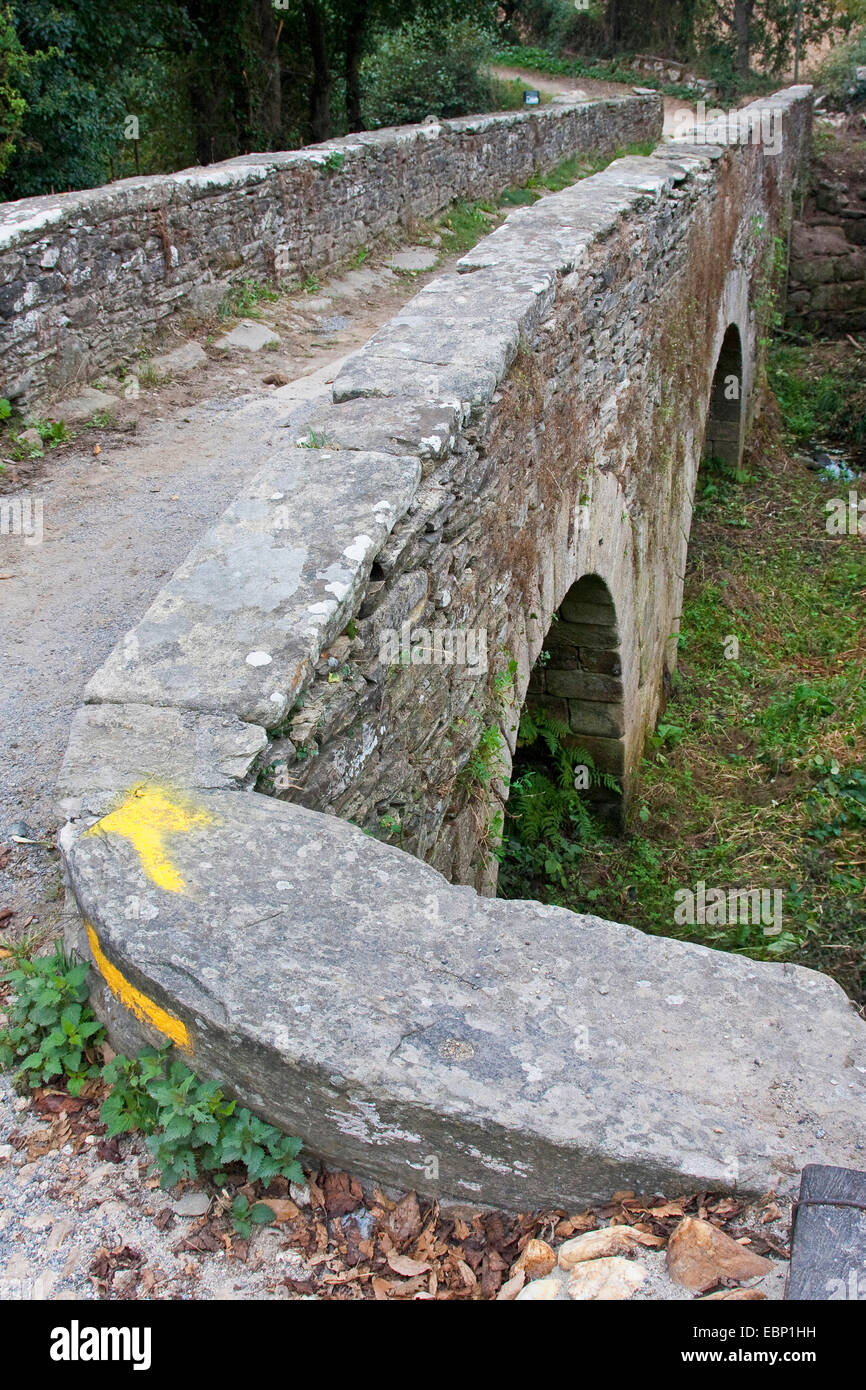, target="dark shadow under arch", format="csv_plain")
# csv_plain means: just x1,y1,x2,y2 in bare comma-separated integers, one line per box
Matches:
703,323,744,469
523,572,624,824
